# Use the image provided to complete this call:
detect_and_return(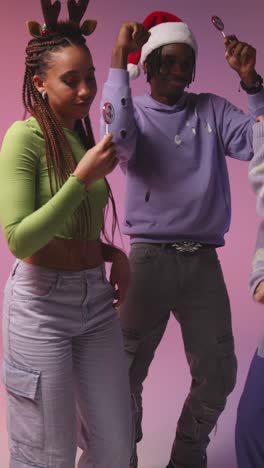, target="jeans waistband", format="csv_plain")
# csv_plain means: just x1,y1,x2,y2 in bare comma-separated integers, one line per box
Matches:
11,260,107,281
